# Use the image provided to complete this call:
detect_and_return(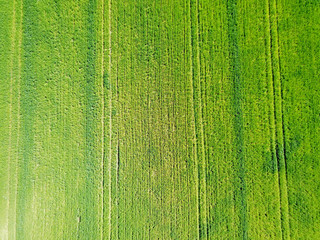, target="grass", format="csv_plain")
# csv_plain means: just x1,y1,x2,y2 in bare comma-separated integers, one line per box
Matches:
0,0,319,239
